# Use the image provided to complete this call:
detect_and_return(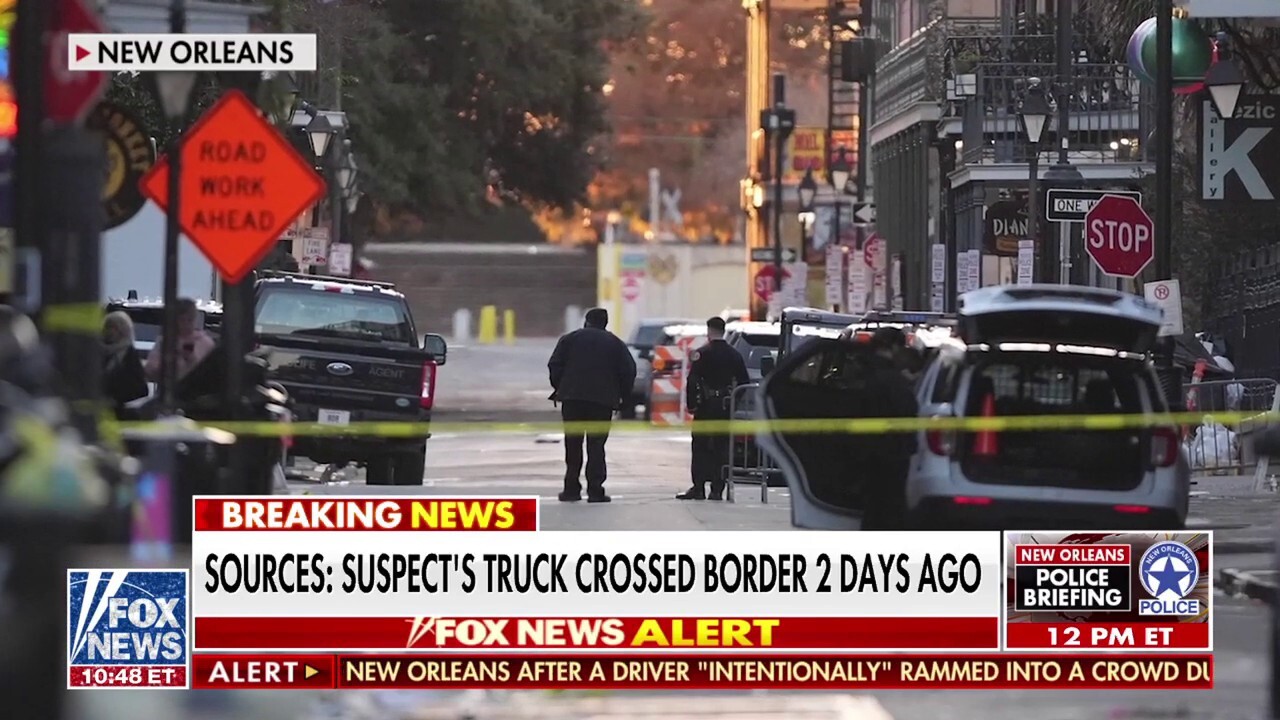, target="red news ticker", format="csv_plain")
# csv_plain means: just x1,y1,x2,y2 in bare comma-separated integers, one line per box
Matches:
193,497,539,531
194,616,999,651
1006,622,1209,650
190,652,1214,690
1014,544,1131,565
